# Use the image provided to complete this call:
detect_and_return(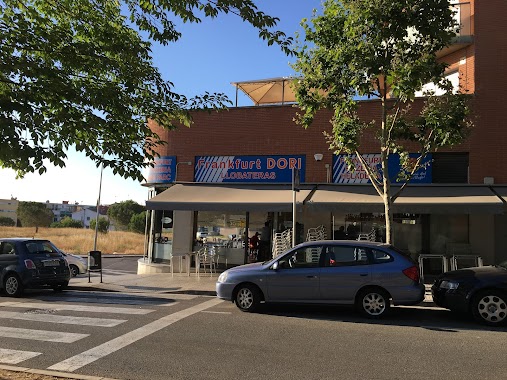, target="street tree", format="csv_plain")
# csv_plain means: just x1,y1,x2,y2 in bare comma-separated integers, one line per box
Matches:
0,0,292,181
292,0,472,243
17,201,54,232
107,200,144,230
